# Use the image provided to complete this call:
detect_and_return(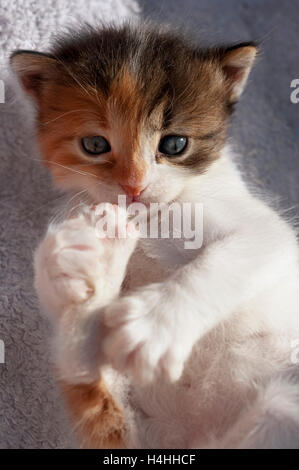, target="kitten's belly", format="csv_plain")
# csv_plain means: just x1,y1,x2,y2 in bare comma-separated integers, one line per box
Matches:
129,327,251,448
128,315,294,449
